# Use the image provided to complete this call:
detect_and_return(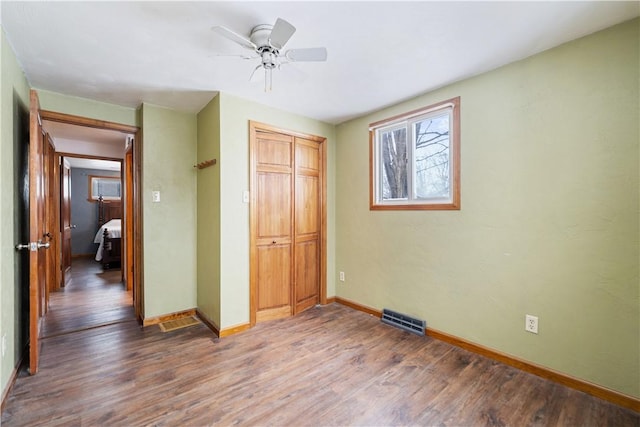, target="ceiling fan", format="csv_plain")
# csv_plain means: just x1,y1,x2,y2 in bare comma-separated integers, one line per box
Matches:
212,18,328,92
